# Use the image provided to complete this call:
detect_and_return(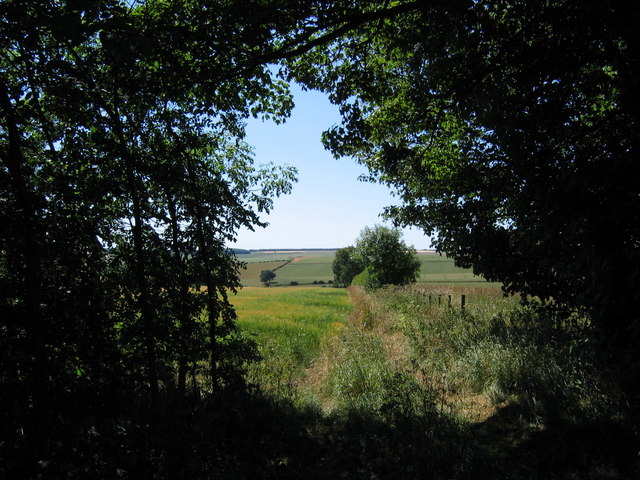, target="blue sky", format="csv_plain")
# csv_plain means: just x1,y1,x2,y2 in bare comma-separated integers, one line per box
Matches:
231,84,434,250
